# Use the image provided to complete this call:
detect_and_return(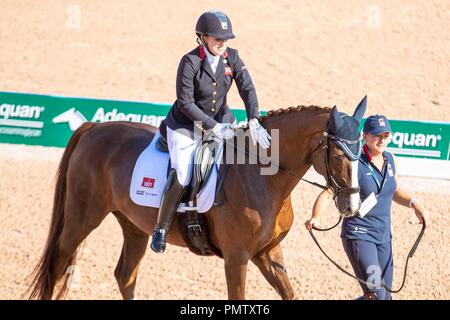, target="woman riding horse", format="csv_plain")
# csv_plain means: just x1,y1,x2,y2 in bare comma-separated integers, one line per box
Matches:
151,10,271,253
27,98,367,300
